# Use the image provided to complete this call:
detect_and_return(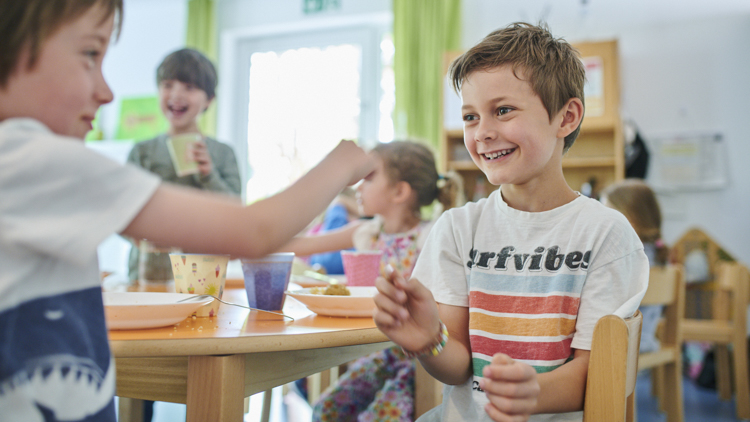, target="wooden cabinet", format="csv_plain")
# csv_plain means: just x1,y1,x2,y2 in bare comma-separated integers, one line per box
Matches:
440,40,624,201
